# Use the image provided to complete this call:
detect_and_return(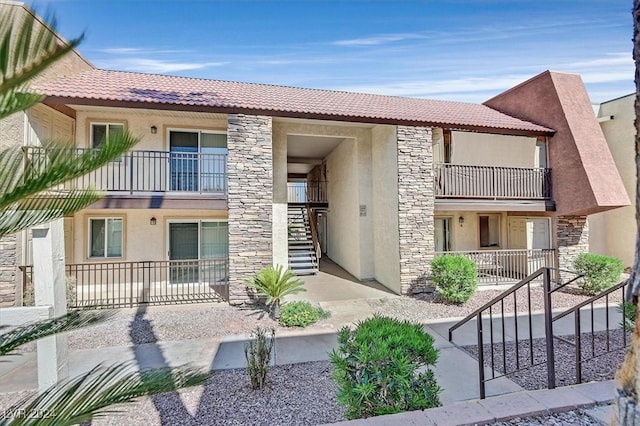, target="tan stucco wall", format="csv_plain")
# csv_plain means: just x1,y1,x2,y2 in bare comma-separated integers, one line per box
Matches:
272,123,288,268
326,138,362,278
74,107,228,150
589,94,635,267
0,112,24,151
70,208,227,264
451,131,537,168
371,125,400,292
